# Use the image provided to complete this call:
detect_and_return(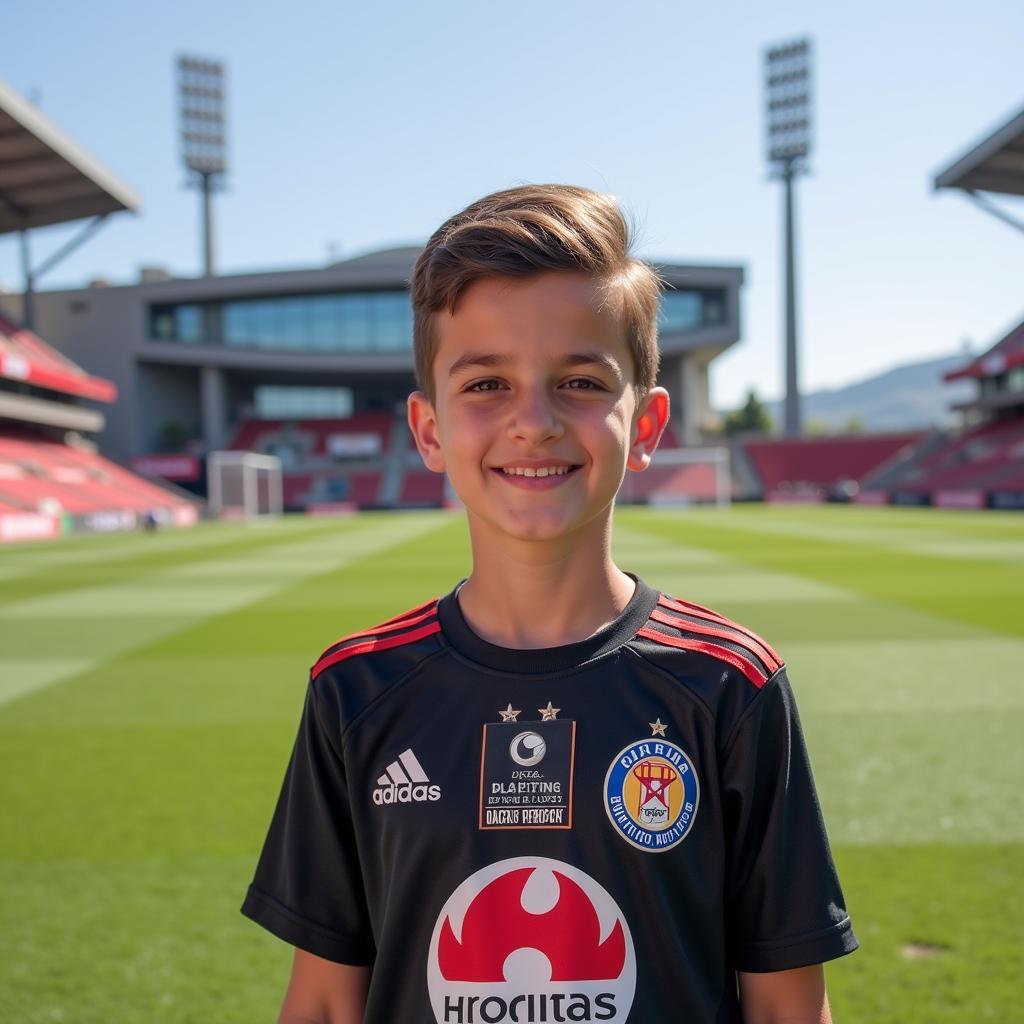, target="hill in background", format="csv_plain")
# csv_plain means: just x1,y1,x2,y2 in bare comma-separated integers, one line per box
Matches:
757,351,976,432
